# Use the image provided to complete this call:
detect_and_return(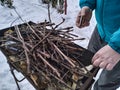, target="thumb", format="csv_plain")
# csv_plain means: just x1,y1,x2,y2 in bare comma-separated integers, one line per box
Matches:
80,8,86,16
